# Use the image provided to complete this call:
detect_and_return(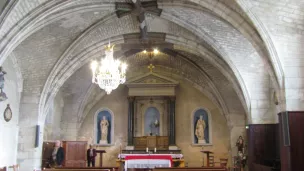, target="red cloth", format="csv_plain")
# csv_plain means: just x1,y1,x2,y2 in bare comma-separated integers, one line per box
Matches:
125,155,173,166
